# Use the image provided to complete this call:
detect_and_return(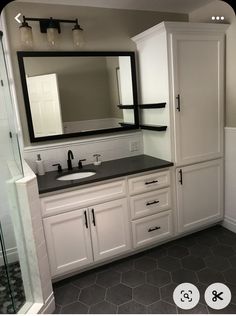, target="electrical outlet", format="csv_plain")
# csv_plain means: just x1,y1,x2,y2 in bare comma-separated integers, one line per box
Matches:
130,141,139,152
